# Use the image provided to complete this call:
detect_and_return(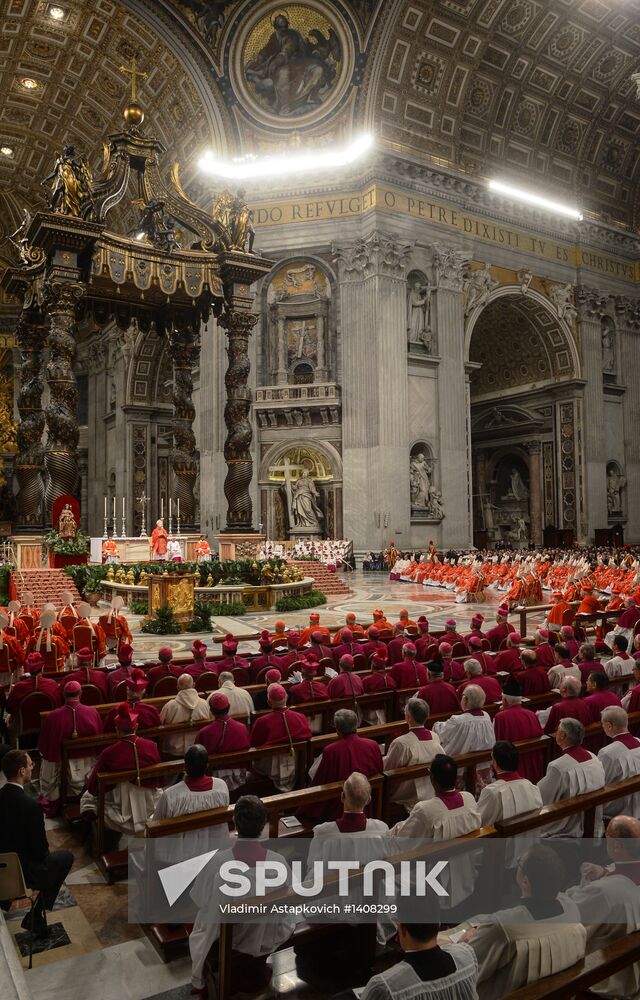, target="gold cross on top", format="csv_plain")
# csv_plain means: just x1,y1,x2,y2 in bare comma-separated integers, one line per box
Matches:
119,57,148,102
